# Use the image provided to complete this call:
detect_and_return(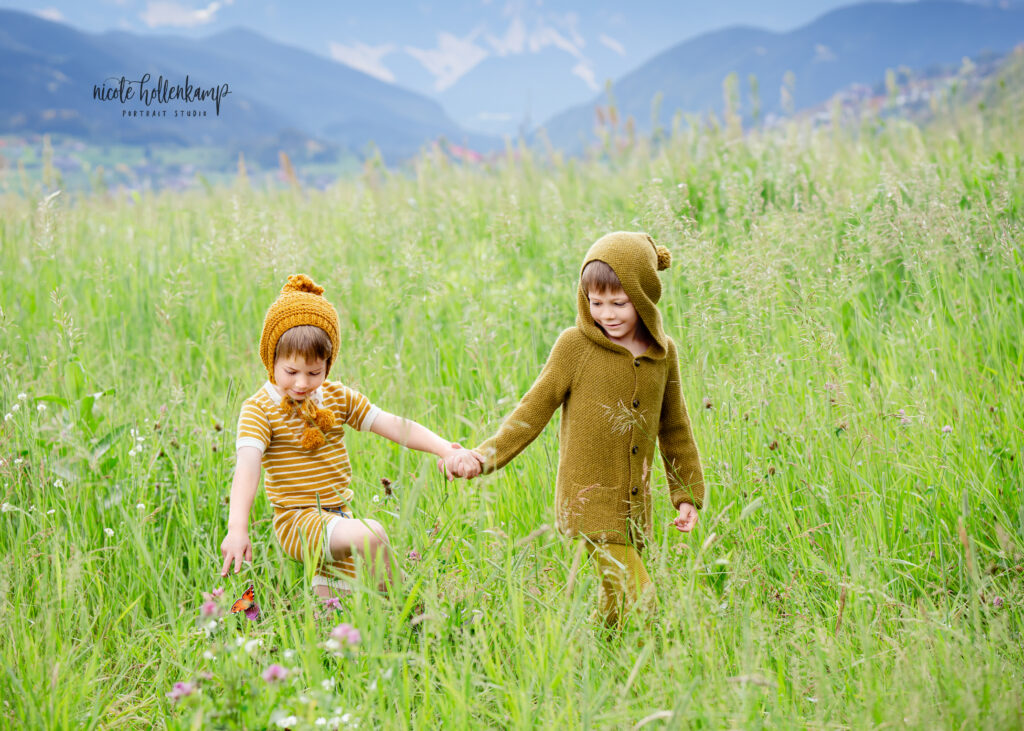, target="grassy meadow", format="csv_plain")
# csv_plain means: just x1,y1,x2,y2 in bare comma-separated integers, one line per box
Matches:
1,66,1024,729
